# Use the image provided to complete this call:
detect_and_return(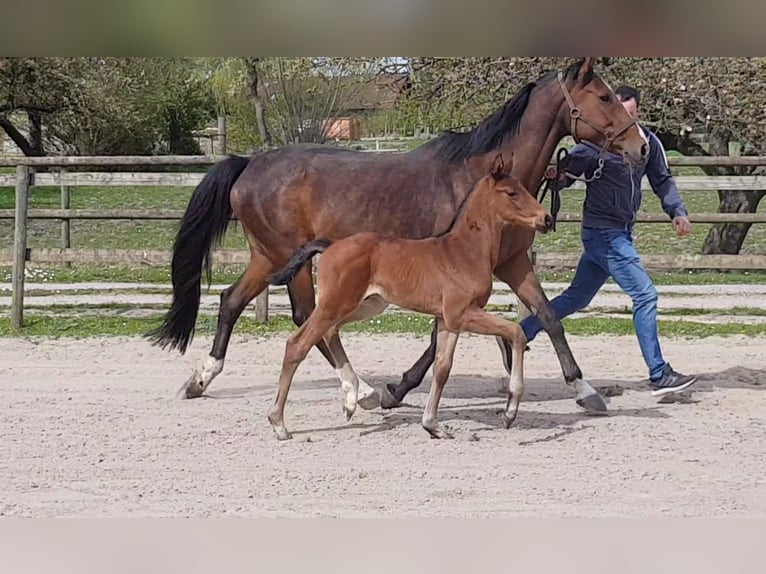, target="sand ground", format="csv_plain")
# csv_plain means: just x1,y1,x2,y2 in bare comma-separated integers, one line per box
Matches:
1,332,764,517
